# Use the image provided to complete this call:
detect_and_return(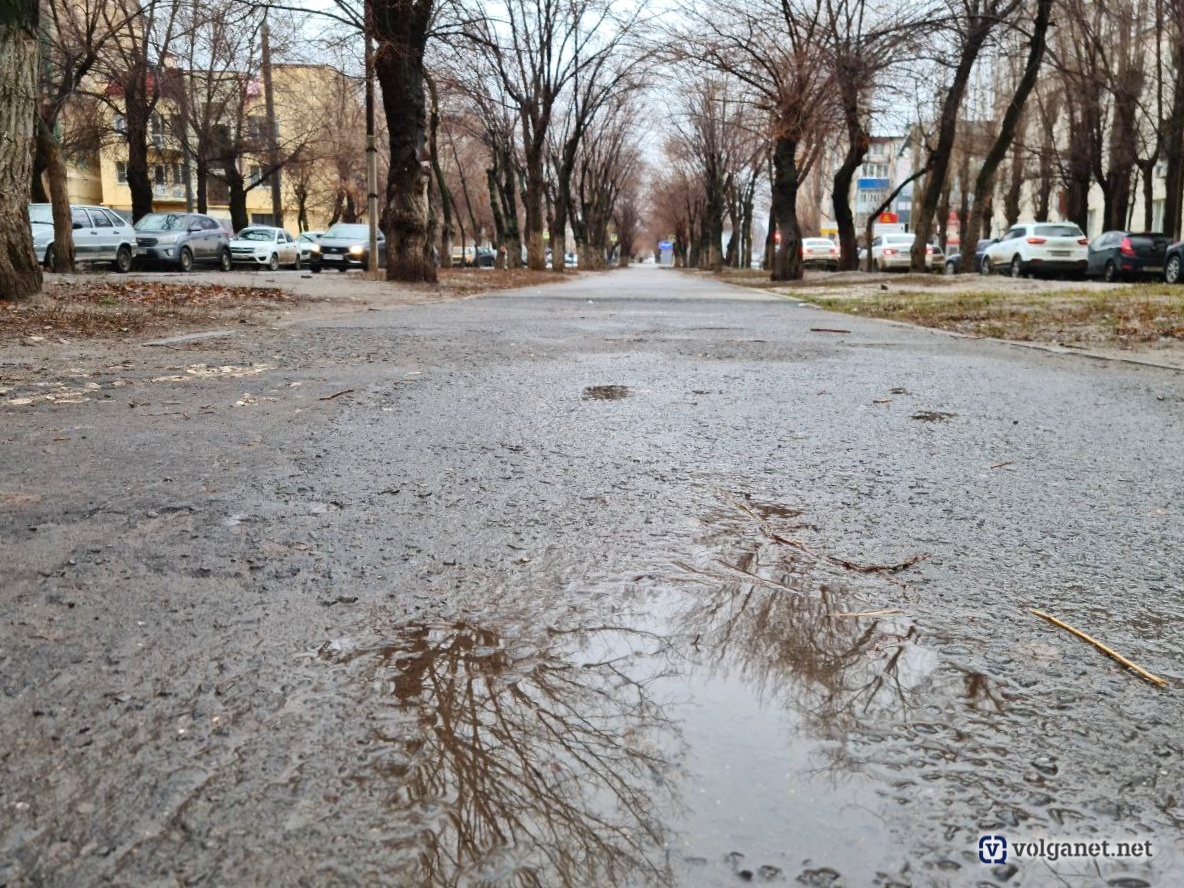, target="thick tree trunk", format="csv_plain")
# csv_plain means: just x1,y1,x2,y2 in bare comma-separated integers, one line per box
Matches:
771,136,803,281
1004,140,1024,226
38,119,75,273
910,18,993,271
225,164,248,232
372,0,436,283
1164,40,1184,238
0,9,41,299
500,157,522,269
961,0,1051,270
486,167,506,251
31,135,48,202
523,145,546,270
